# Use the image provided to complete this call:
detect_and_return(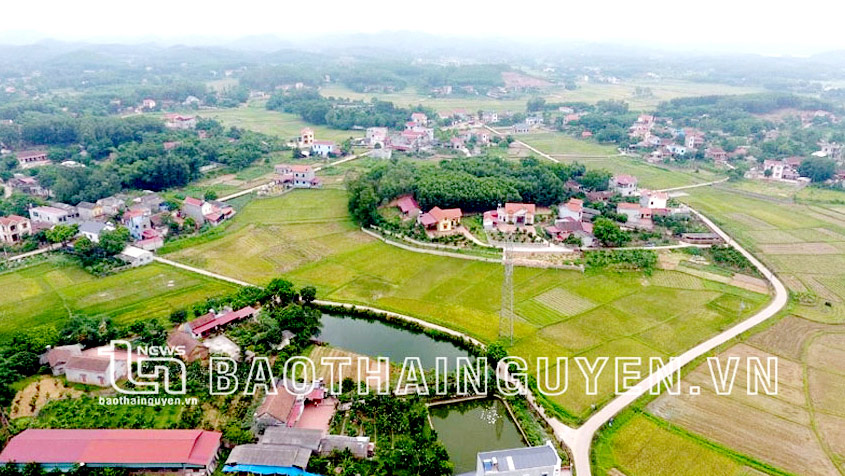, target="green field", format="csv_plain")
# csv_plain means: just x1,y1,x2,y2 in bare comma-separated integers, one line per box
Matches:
512,132,618,156
165,188,768,422
546,79,765,112
514,133,726,189
595,185,845,475
206,101,363,143
320,79,764,114
0,258,238,338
